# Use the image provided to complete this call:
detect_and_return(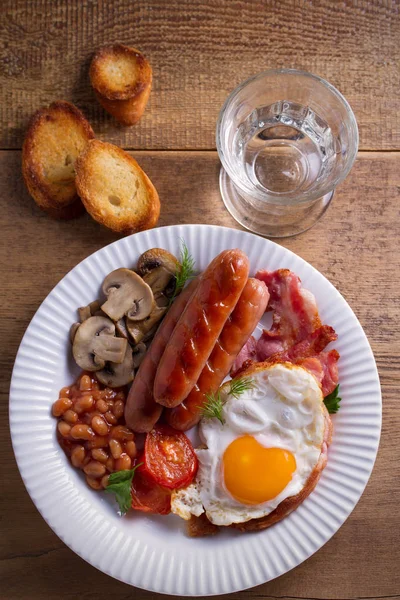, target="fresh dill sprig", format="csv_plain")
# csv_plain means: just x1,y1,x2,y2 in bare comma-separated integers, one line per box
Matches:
229,377,255,398
199,377,255,425
324,384,341,414
201,391,225,425
169,239,196,306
